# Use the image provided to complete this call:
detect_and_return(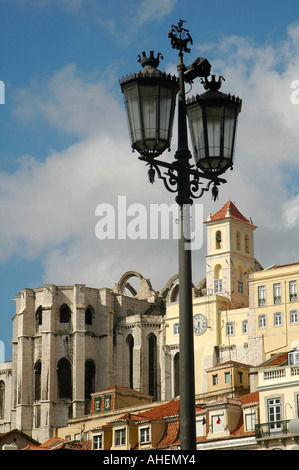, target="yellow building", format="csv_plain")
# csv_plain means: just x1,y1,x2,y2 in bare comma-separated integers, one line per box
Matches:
254,350,299,450
163,201,263,399
248,262,299,362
